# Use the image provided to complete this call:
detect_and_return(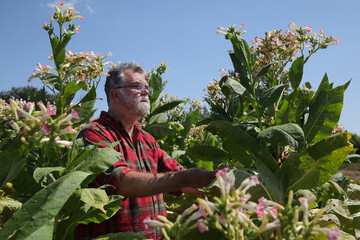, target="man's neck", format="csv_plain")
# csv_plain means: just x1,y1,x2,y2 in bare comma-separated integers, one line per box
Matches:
108,108,137,138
